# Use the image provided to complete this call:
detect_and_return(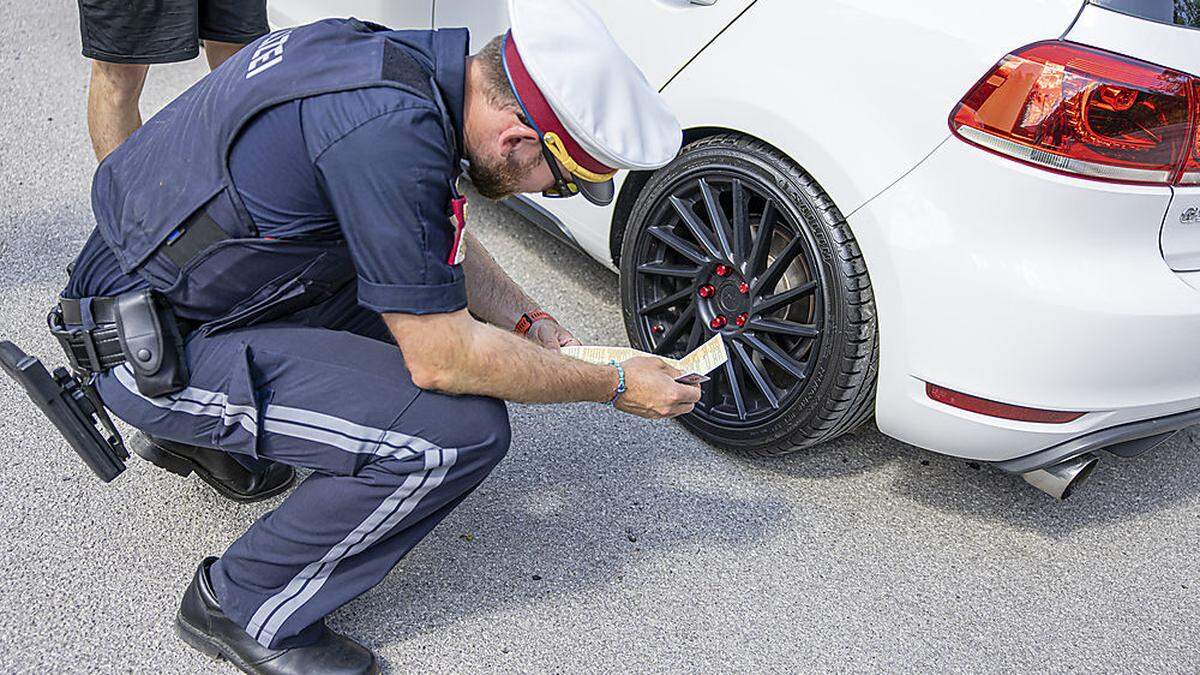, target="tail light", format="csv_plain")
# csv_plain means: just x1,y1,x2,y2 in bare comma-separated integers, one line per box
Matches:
1187,81,1200,184
951,41,1200,186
